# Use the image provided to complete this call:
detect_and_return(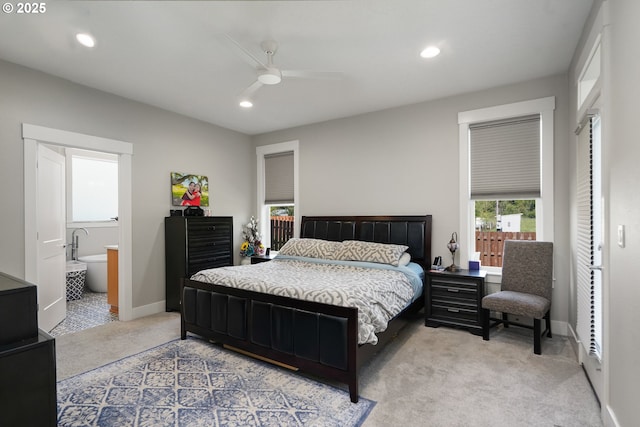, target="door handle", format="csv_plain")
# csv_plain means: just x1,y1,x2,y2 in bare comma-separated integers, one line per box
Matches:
589,265,603,271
